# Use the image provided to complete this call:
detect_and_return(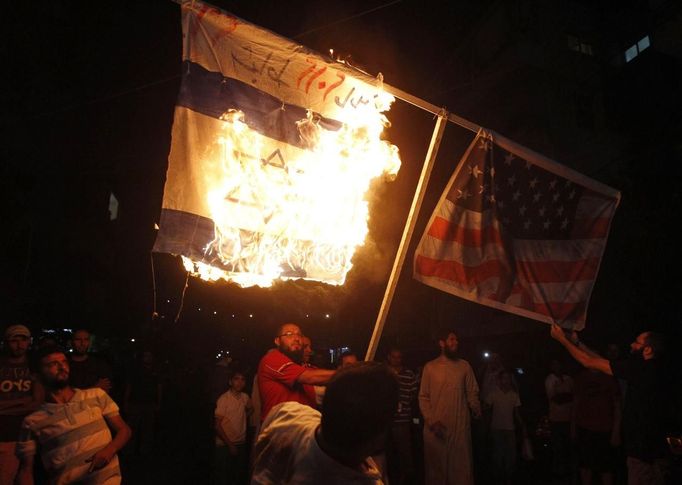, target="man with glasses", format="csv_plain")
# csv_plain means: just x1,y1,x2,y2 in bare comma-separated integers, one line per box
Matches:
257,323,335,421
